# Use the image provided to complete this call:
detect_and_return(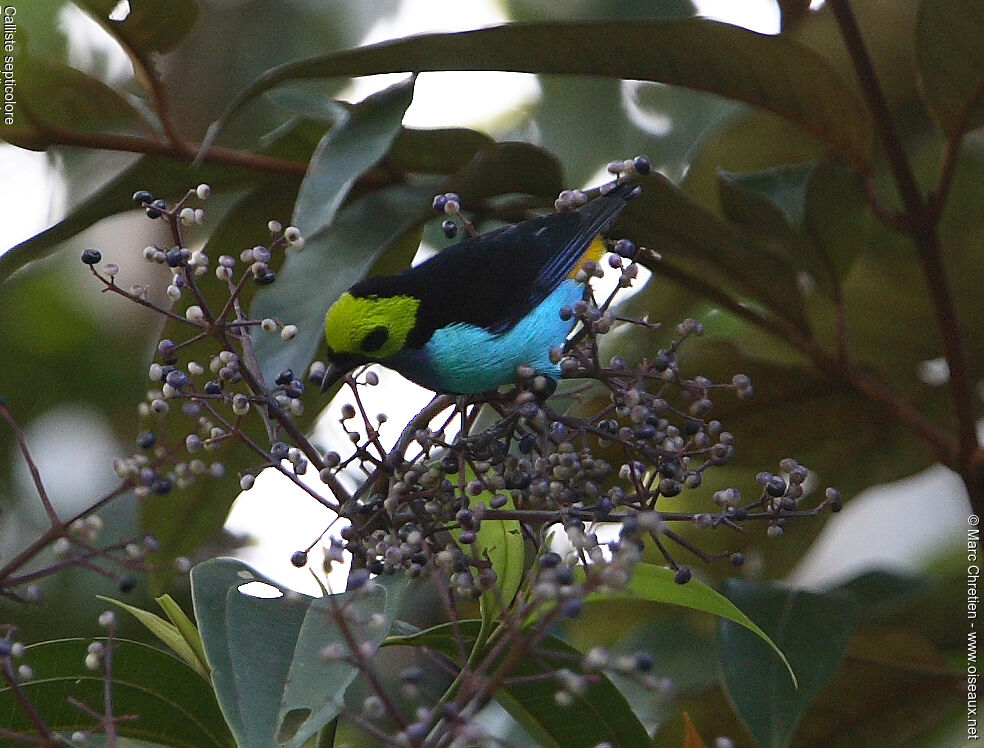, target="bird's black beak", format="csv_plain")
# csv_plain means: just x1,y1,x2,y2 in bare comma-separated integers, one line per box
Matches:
319,352,364,394
319,361,345,393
